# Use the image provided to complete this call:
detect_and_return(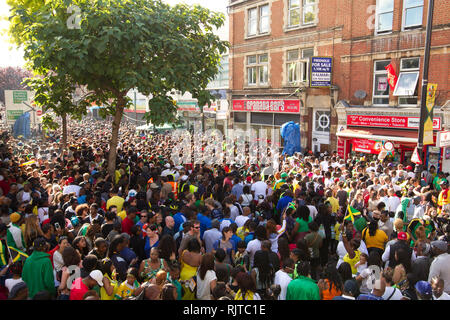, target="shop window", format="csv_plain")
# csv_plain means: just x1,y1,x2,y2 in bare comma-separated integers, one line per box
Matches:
274,114,300,126
395,57,420,105
403,0,423,30
248,3,270,37
372,60,390,106
247,54,269,86
375,0,394,35
287,0,318,29
234,112,247,123
251,112,274,125
286,48,311,84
